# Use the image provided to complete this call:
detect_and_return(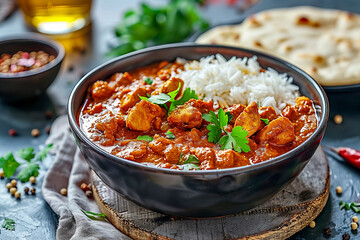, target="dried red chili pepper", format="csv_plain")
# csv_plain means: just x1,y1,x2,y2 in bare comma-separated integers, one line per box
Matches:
328,146,360,169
